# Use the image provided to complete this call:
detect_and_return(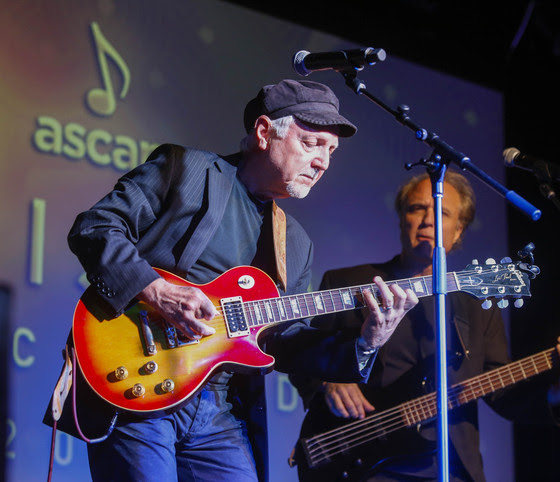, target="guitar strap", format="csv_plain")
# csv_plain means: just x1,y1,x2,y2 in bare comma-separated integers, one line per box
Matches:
271,201,287,292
